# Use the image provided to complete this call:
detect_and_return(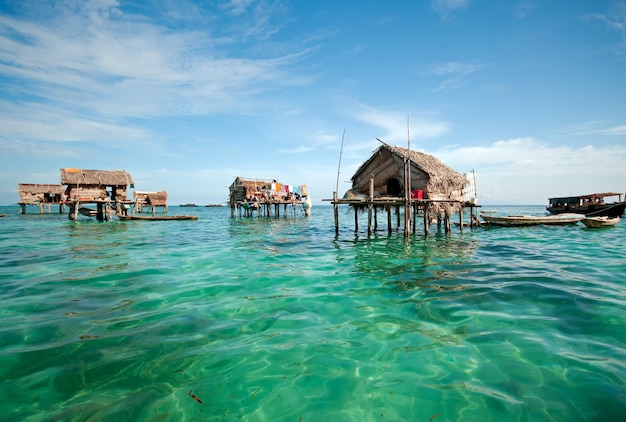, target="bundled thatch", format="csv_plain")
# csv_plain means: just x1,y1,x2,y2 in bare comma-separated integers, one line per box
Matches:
60,168,134,187
17,183,64,204
351,144,467,213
